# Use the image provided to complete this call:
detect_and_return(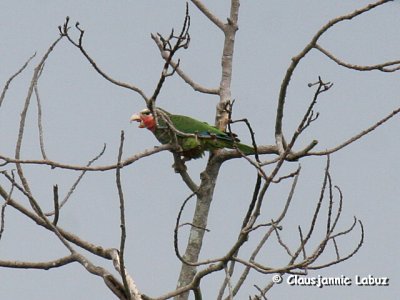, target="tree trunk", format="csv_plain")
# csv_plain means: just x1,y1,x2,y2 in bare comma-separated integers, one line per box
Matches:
175,157,222,299
175,2,240,299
